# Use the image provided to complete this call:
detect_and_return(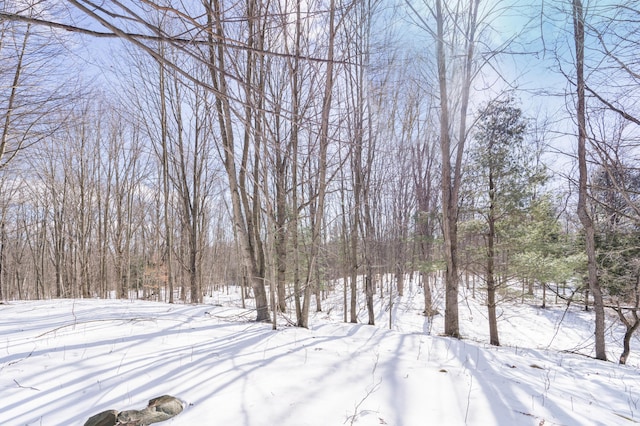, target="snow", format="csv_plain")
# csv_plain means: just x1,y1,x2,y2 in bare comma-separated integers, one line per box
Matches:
2,282,640,426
